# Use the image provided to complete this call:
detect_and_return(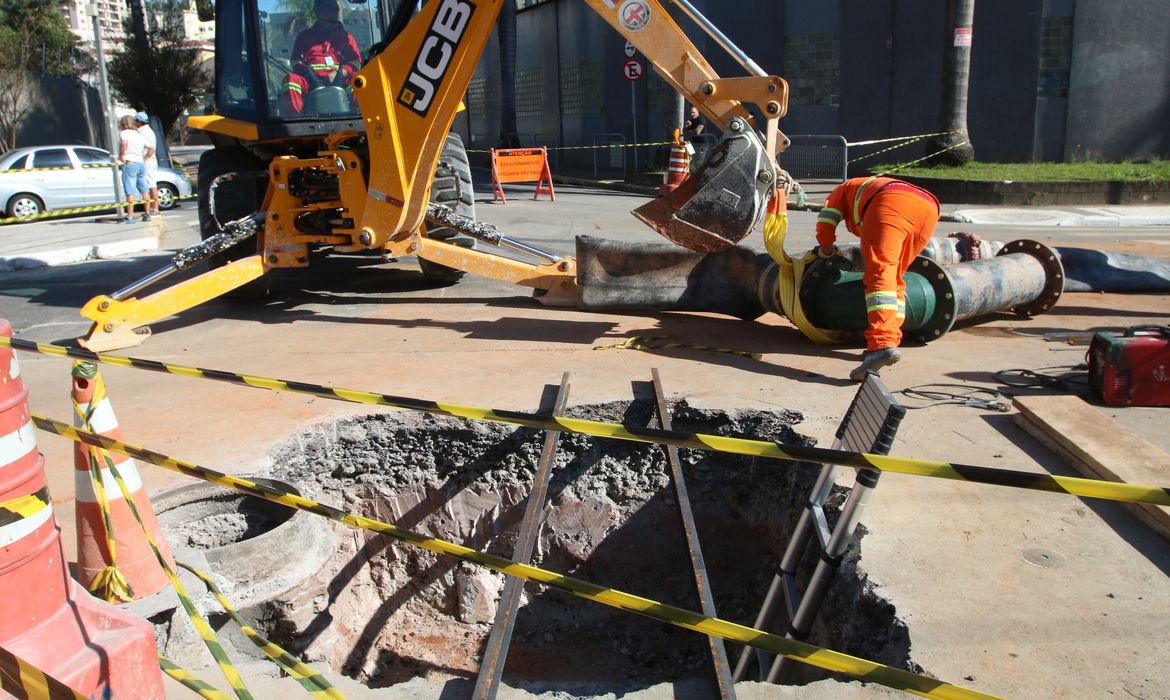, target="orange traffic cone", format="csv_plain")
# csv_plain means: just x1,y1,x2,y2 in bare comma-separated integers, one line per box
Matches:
72,361,175,601
659,129,691,196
